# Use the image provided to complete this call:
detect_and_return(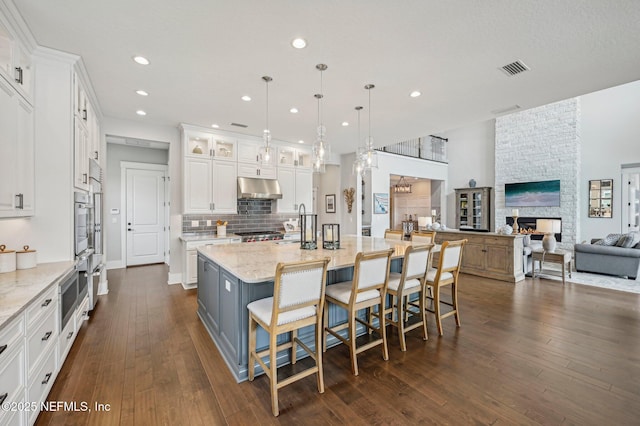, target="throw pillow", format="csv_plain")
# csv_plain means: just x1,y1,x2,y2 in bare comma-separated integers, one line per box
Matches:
603,233,622,246
593,239,605,245
615,234,629,247
617,232,640,248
